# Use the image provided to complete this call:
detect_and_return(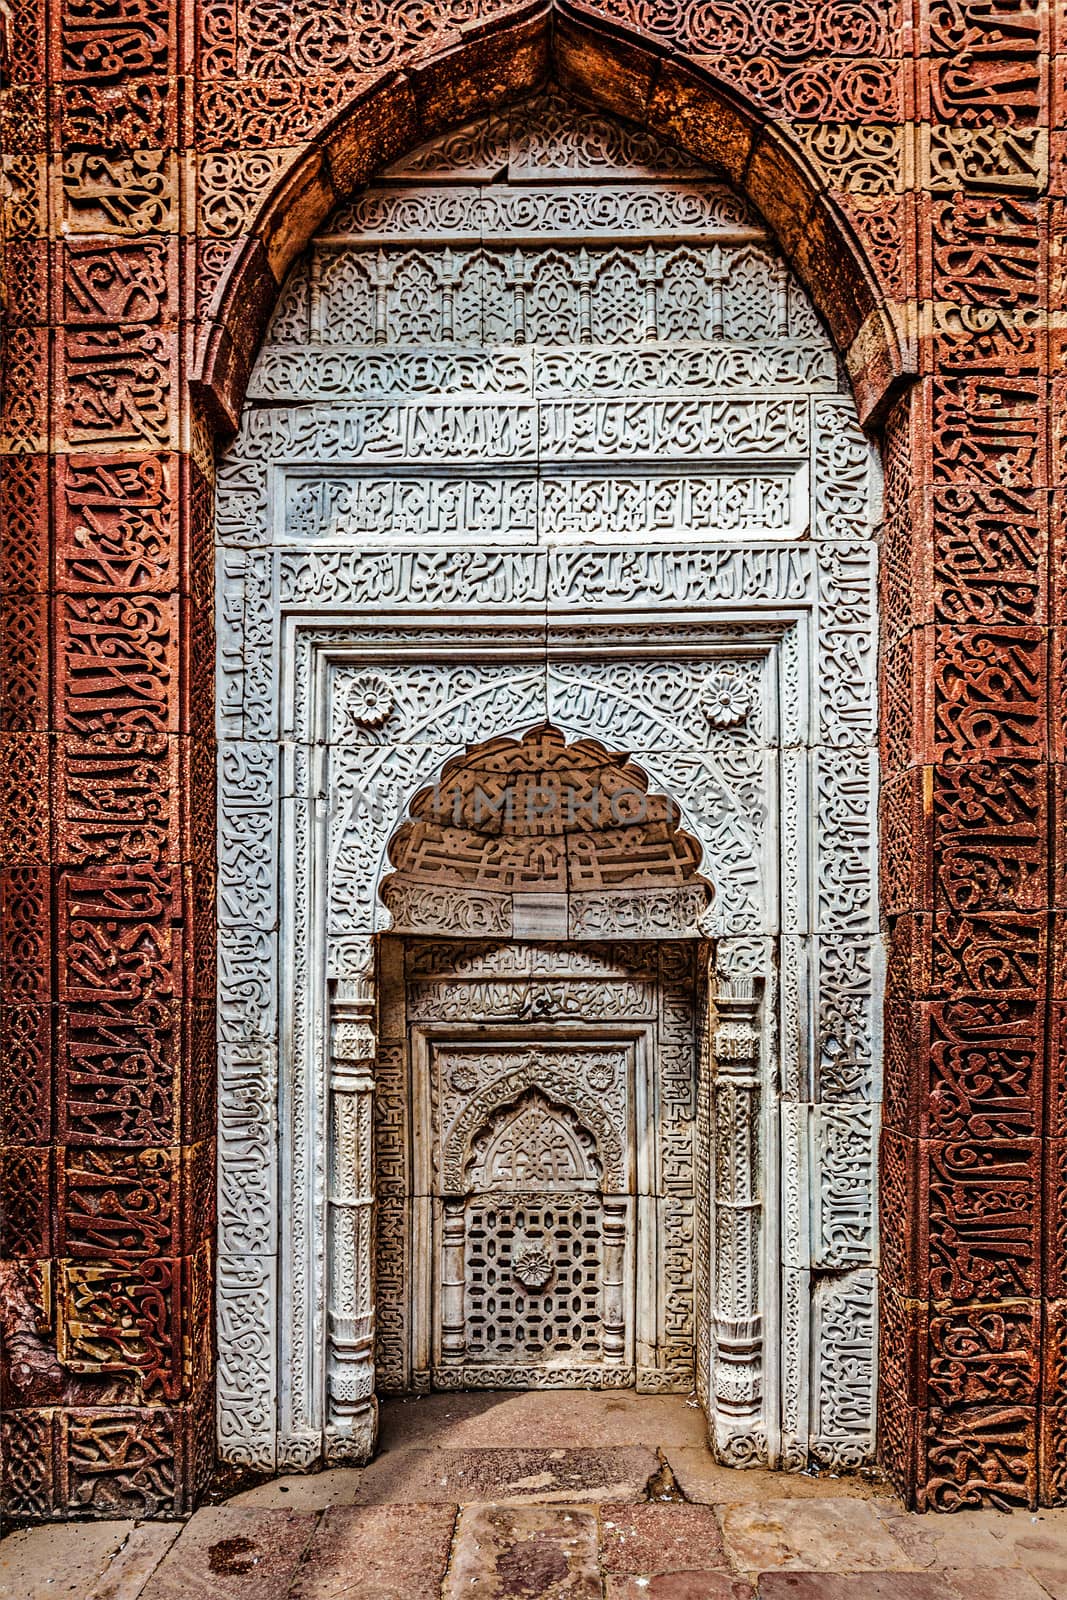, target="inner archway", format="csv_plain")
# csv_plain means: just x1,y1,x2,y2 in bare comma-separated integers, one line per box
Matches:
374,725,714,1400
